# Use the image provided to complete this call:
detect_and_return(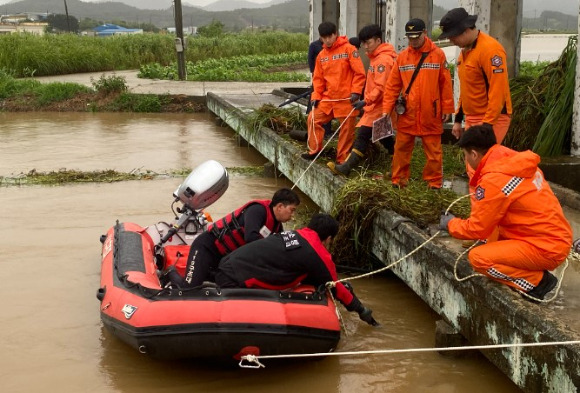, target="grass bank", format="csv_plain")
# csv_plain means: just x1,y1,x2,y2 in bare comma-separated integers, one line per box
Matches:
0,72,204,113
